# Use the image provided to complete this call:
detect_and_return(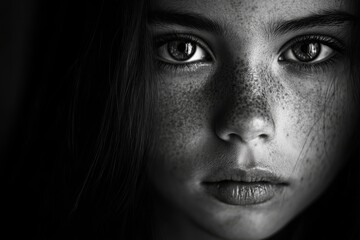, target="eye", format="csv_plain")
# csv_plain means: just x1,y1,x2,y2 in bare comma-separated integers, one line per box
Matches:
278,35,343,64
156,35,211,64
